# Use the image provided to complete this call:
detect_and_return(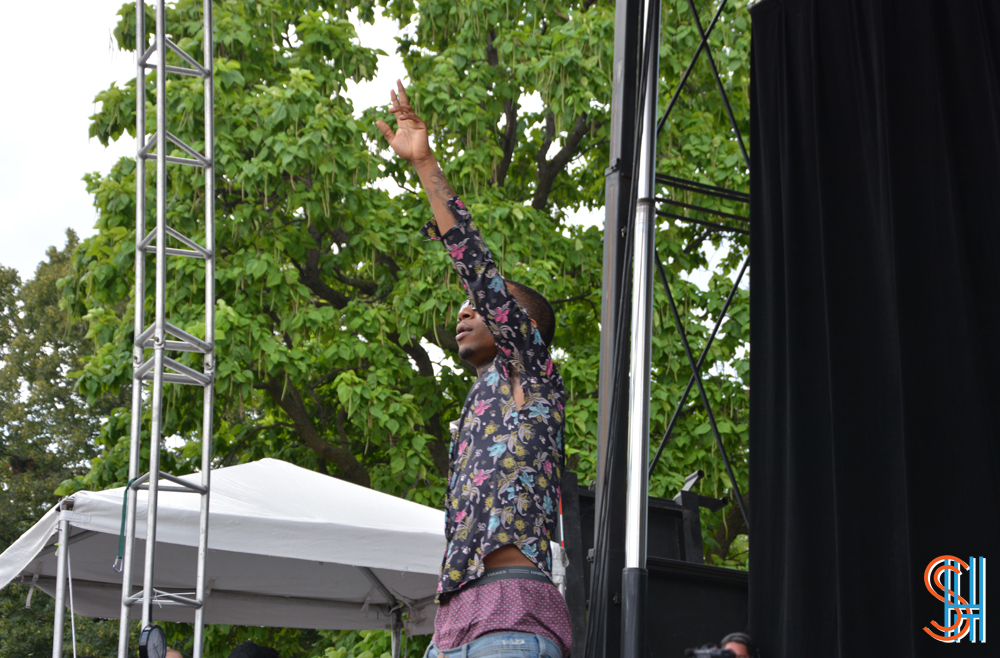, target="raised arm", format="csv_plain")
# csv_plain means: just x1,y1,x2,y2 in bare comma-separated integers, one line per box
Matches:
376,83,551,377
375,80,459,235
